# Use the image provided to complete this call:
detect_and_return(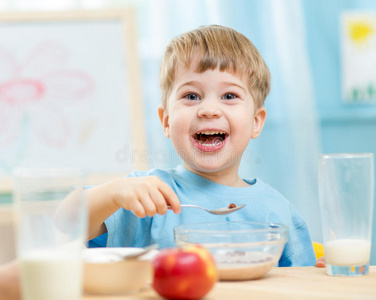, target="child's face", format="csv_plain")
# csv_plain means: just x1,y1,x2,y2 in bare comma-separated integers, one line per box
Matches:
158,62,266,178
